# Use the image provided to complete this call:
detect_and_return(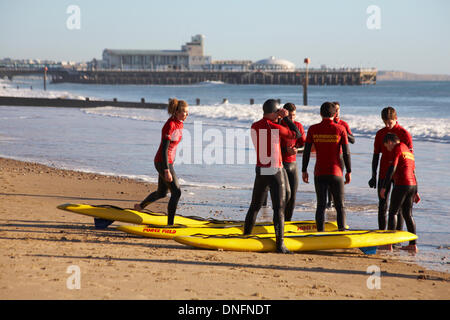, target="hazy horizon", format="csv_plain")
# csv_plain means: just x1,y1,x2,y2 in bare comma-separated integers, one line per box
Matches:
1,0,449,74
